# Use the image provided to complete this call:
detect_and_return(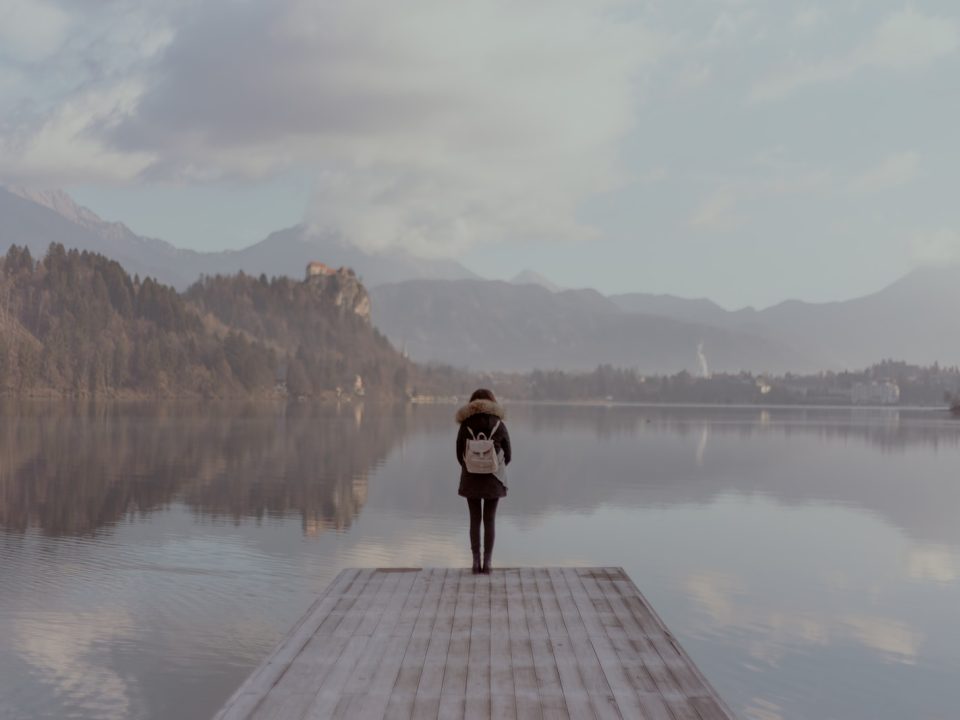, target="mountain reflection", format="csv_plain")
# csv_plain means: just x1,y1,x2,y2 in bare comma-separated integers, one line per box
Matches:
0,401,406,537
2,401,959,543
